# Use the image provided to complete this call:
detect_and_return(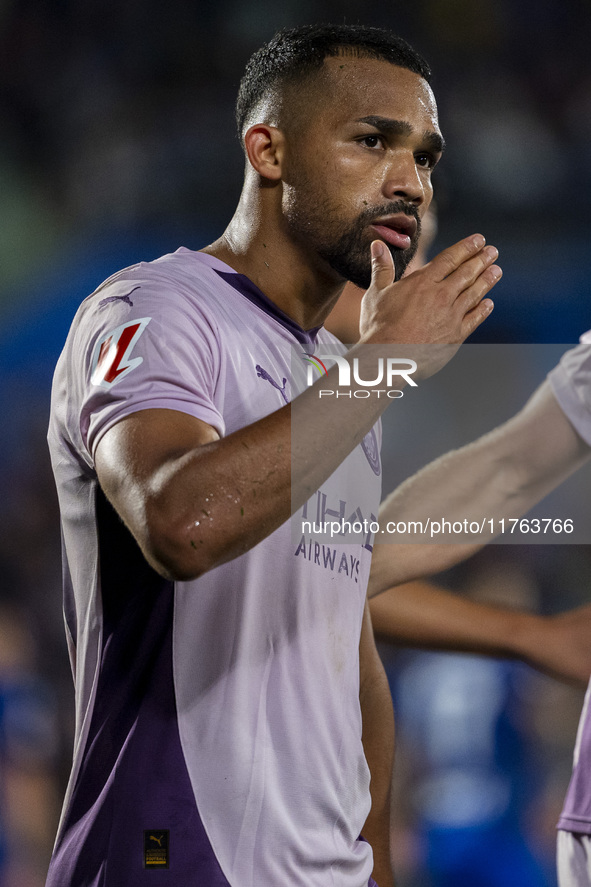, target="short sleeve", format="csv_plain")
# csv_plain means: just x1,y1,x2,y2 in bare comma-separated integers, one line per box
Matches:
73,272,226,460
548,338,591,447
